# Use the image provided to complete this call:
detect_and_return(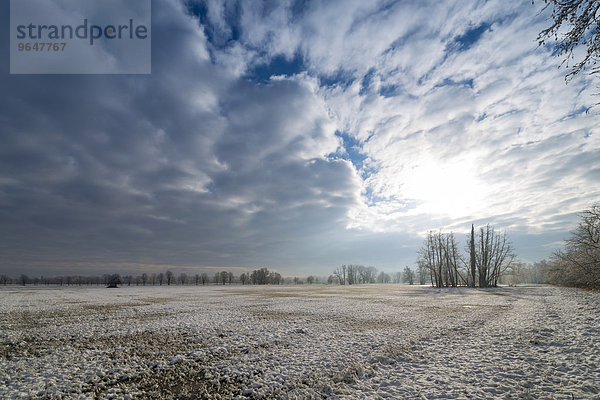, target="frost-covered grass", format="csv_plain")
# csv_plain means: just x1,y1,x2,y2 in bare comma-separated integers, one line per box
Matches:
1,284,599,399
